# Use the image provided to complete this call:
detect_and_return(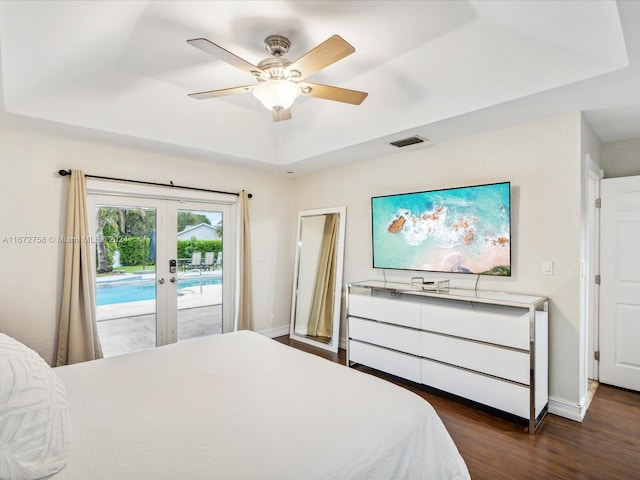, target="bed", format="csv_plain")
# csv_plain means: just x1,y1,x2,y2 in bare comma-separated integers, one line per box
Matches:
1,330,469,479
